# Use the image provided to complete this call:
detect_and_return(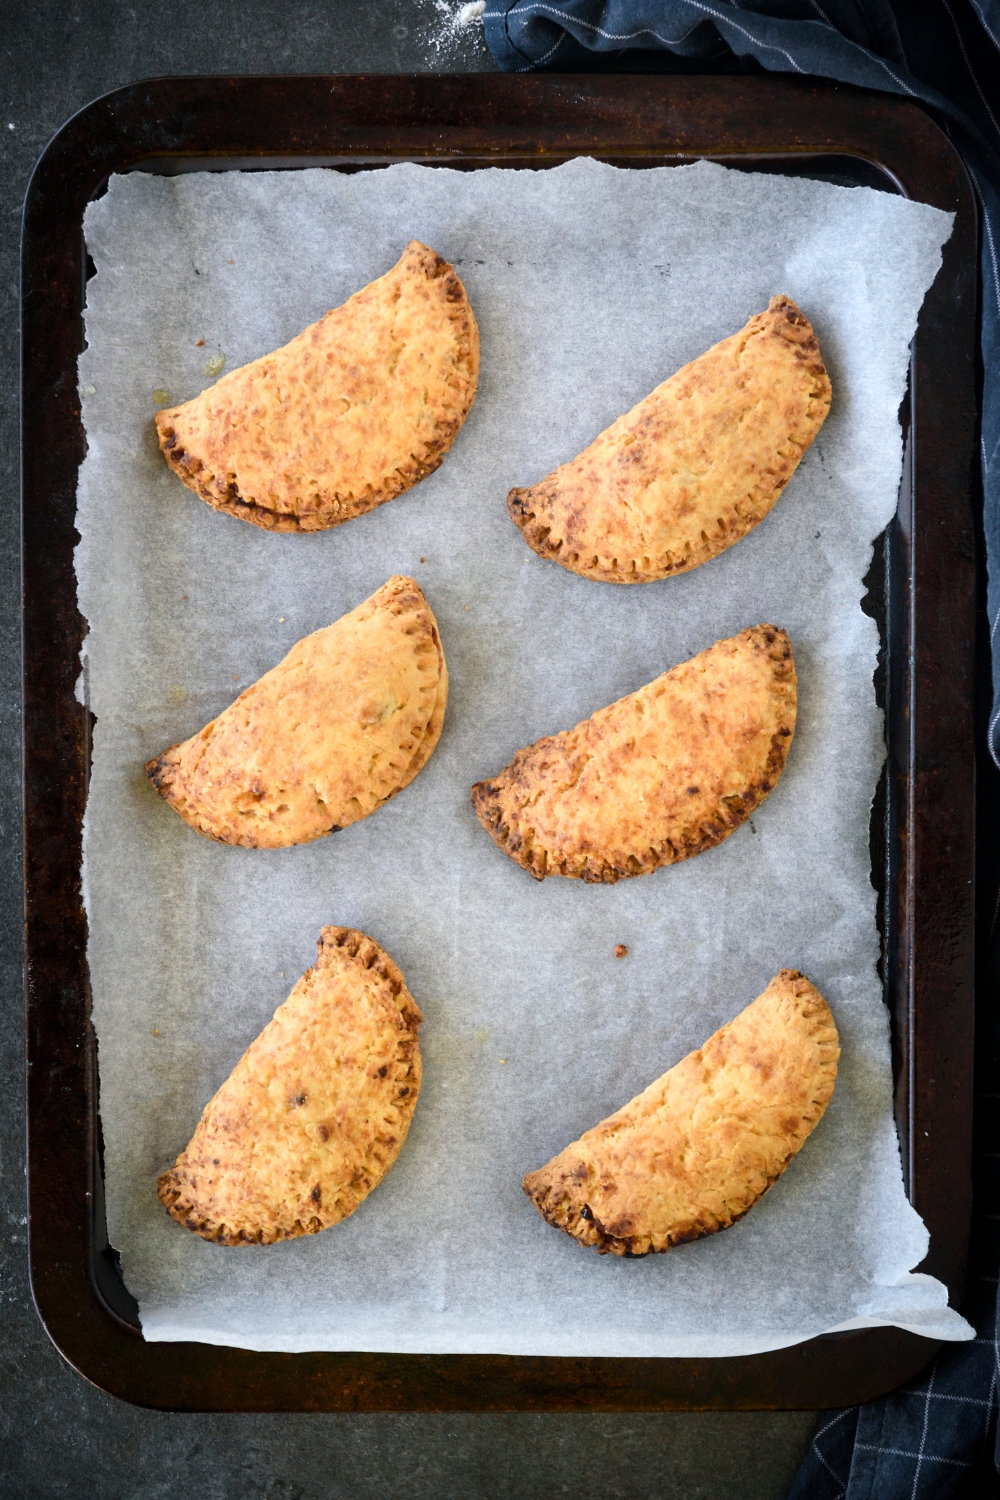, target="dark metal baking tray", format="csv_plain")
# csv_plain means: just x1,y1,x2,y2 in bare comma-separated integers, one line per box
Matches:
21,73,978,1411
